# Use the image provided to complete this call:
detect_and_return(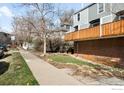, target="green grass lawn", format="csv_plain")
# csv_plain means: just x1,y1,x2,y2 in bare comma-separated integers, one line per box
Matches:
49,54,102,69
0,52,39,85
